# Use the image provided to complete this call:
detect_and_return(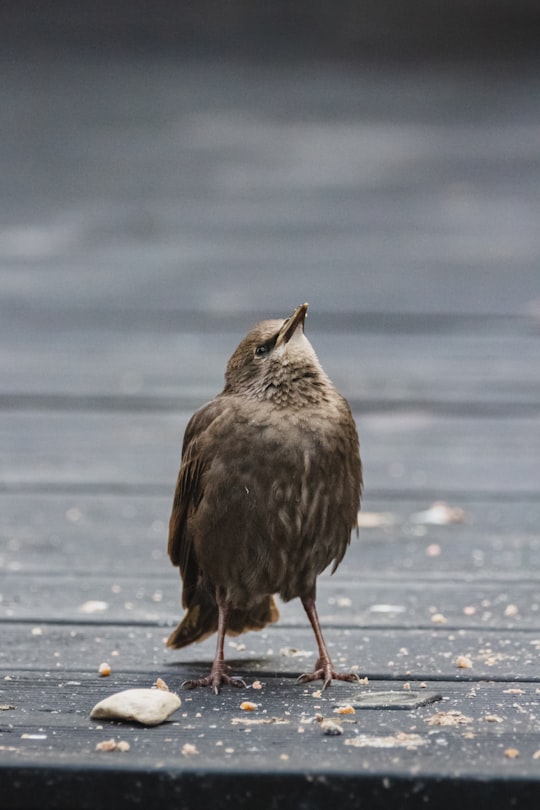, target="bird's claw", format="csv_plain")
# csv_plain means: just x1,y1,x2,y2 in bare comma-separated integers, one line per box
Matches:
182,673,247,694
296,669,361,689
